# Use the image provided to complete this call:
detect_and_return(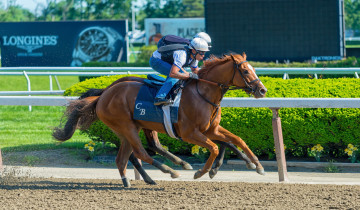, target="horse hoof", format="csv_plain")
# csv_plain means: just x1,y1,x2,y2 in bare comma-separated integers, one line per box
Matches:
144,178,157,185
209,169,217,179
256,167,266,175
122,178,131,187
246,163,256,170
194,169,204,179
171,171,180,178
146,180,157,185
182,163,193,170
